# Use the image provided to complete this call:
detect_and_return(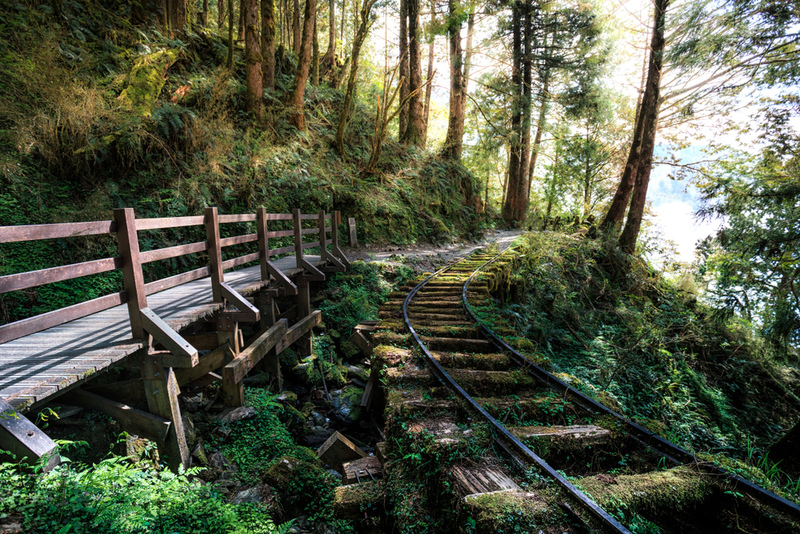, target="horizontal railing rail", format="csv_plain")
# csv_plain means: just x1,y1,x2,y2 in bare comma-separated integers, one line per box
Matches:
0,208,352,345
